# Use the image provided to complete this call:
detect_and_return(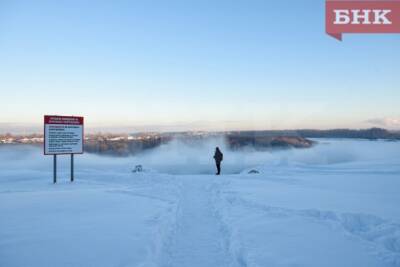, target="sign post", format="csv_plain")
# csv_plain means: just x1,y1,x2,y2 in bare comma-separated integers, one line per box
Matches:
54,155,57,184
44,115,84,183
71,154,74,182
